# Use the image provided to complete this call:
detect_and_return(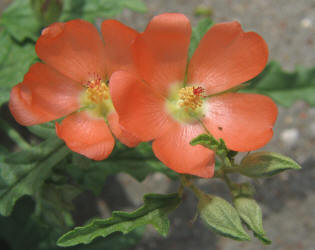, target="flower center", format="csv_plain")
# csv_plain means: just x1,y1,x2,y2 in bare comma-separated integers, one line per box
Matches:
177,86,204,111
81,77,114,117
86,79,110,104
166,84,206,124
